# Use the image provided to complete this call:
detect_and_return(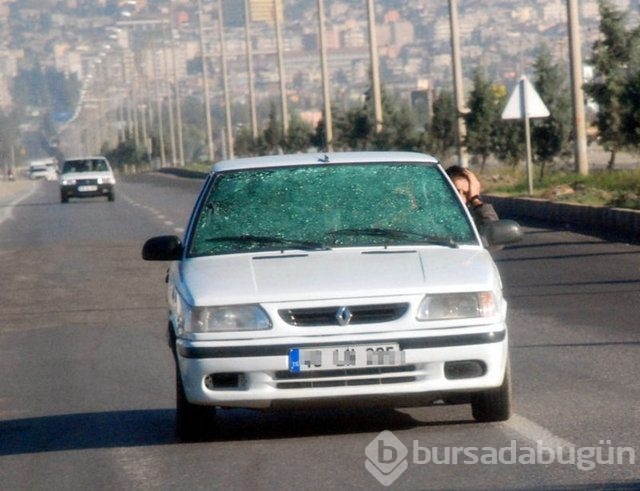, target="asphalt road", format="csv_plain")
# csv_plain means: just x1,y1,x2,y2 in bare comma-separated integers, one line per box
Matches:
0,174,638,490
